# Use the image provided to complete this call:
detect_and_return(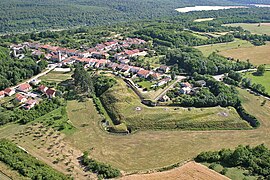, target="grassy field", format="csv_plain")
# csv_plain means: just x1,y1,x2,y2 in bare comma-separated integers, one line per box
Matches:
137,80,155,90
195,38,253,57
224,23,270,35
220,42,270,65
61,87,270,172
1,86,269,173
191,32,209,40
40,71,73,83
243,71,270,94
100,78,250,131
194,18,215,22
1,71,270,175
